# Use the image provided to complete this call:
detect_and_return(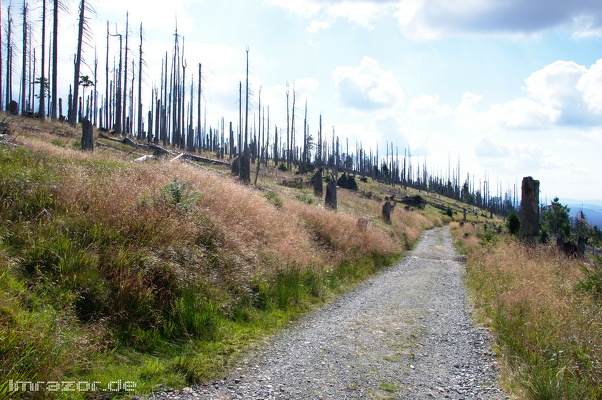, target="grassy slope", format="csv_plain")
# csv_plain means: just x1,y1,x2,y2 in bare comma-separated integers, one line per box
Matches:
0,116,457,399
451,222,602,400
